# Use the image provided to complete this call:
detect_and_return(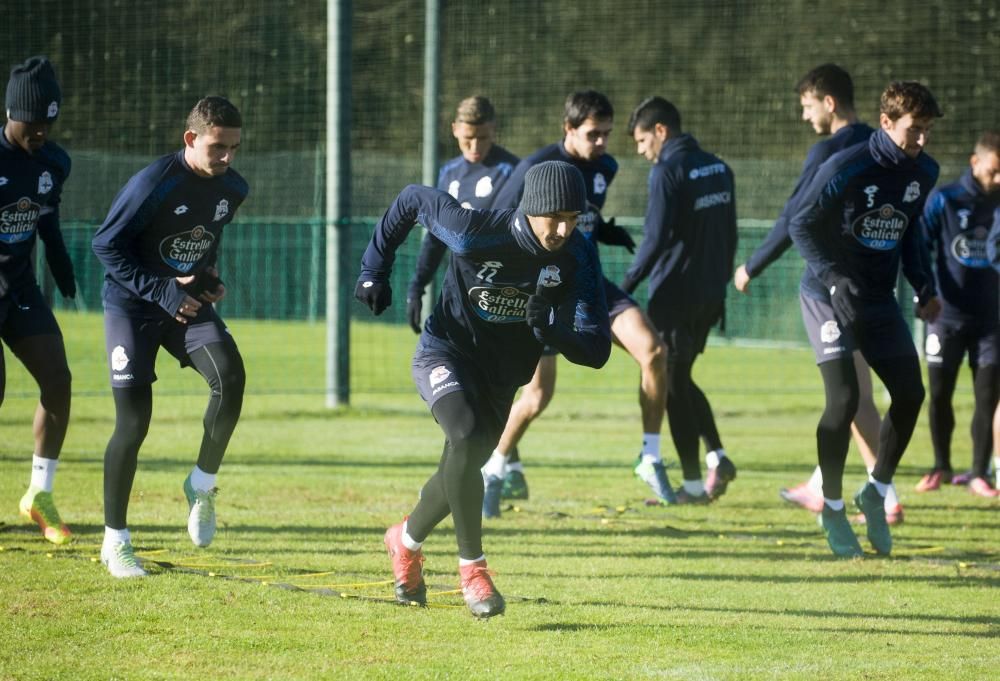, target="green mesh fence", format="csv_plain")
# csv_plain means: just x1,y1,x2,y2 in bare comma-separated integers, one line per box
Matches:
3,0,995,397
